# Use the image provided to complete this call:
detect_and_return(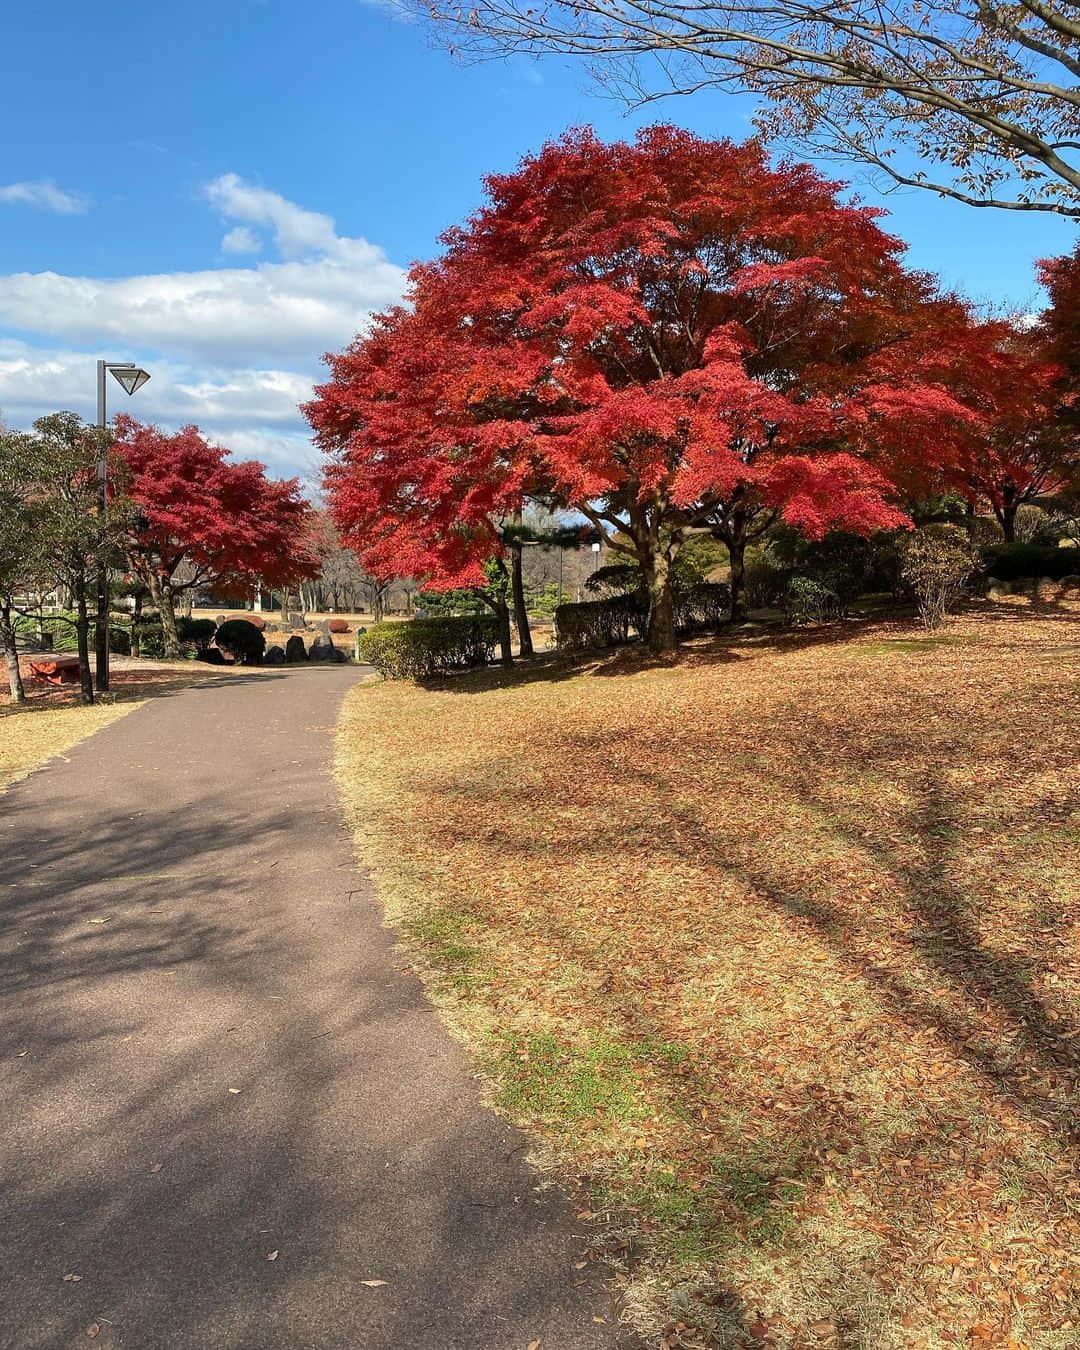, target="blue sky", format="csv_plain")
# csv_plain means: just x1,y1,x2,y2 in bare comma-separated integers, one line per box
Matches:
1,0,1075,483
